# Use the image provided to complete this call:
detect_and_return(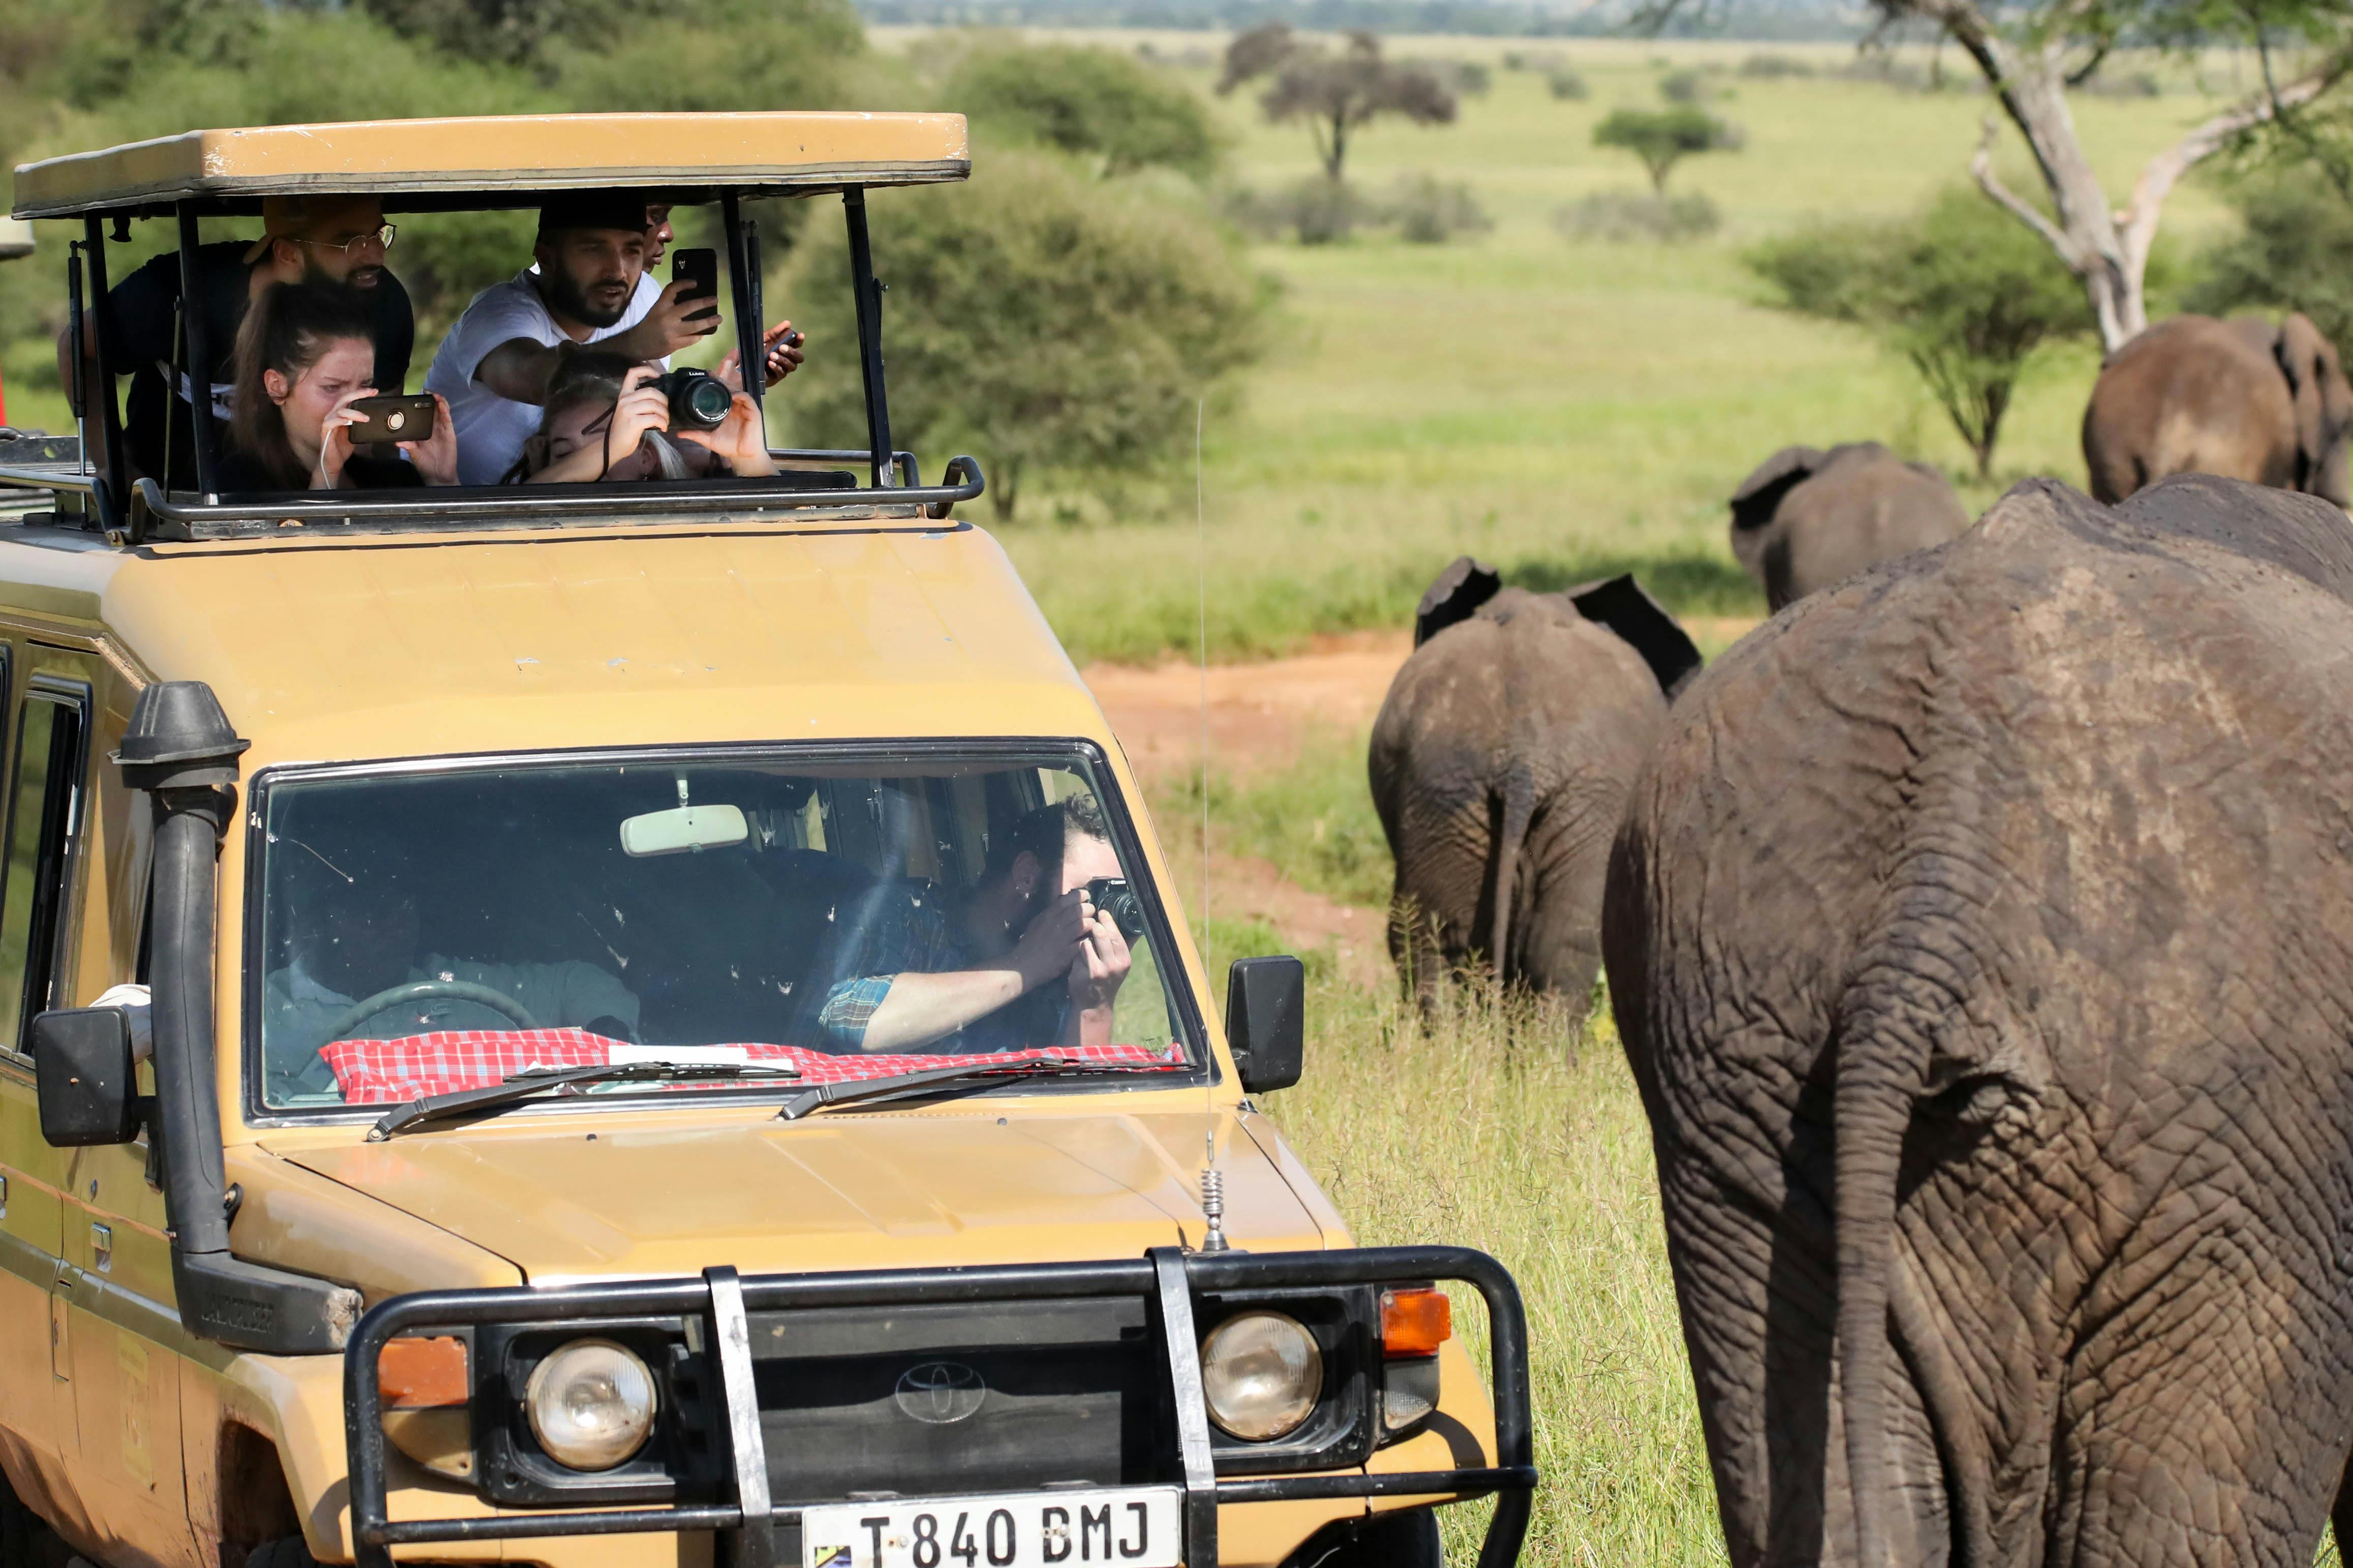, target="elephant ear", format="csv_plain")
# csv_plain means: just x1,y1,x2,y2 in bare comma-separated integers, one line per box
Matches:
1565,574,1704,700
1413,556,1503,648
2277,314,2338,490
1728,445,1825,571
